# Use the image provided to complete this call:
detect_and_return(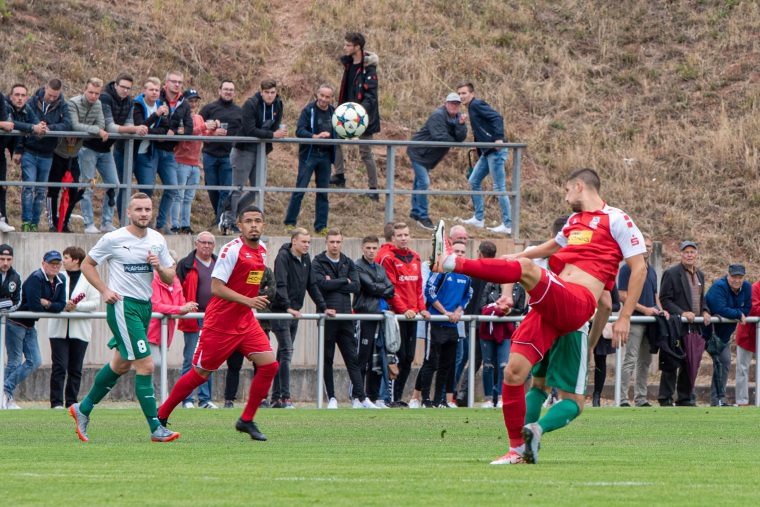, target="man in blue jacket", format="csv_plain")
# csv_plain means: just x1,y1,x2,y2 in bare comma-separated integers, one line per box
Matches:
284,84,337,235
4,250,66,409
703,263,752,406
456,82,512,234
